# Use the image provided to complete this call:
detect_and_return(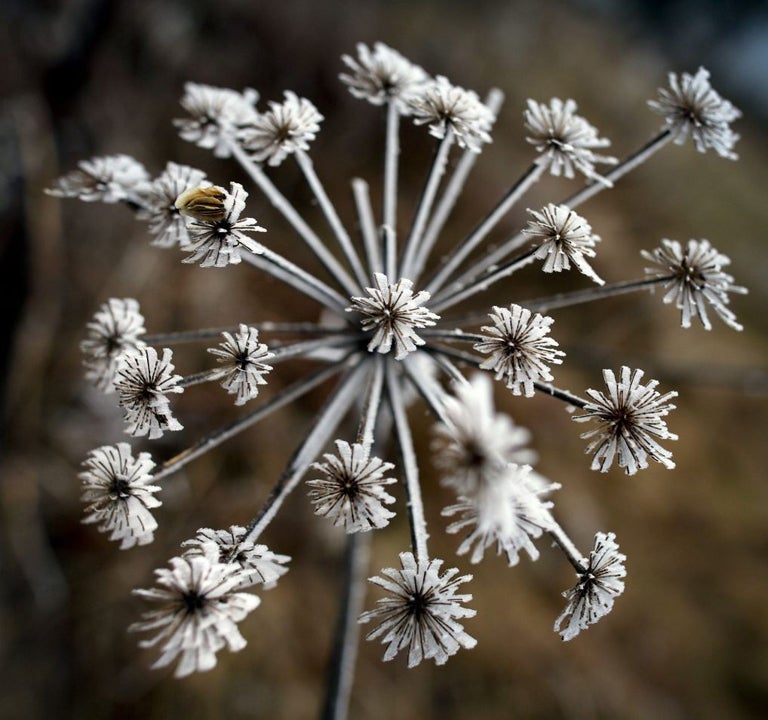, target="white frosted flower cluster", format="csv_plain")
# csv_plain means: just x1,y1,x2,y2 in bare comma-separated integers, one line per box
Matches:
48,154,150,203
208,324,274,405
